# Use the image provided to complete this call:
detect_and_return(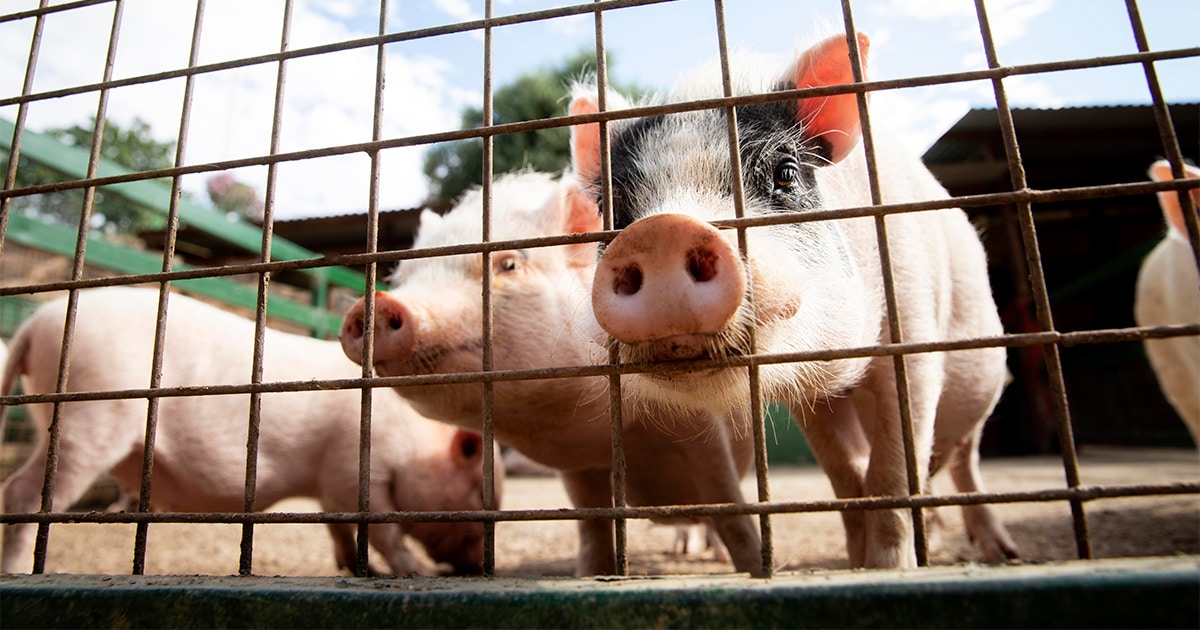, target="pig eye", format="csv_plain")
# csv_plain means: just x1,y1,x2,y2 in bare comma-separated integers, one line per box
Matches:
773,158,800,192
496,253,522,273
